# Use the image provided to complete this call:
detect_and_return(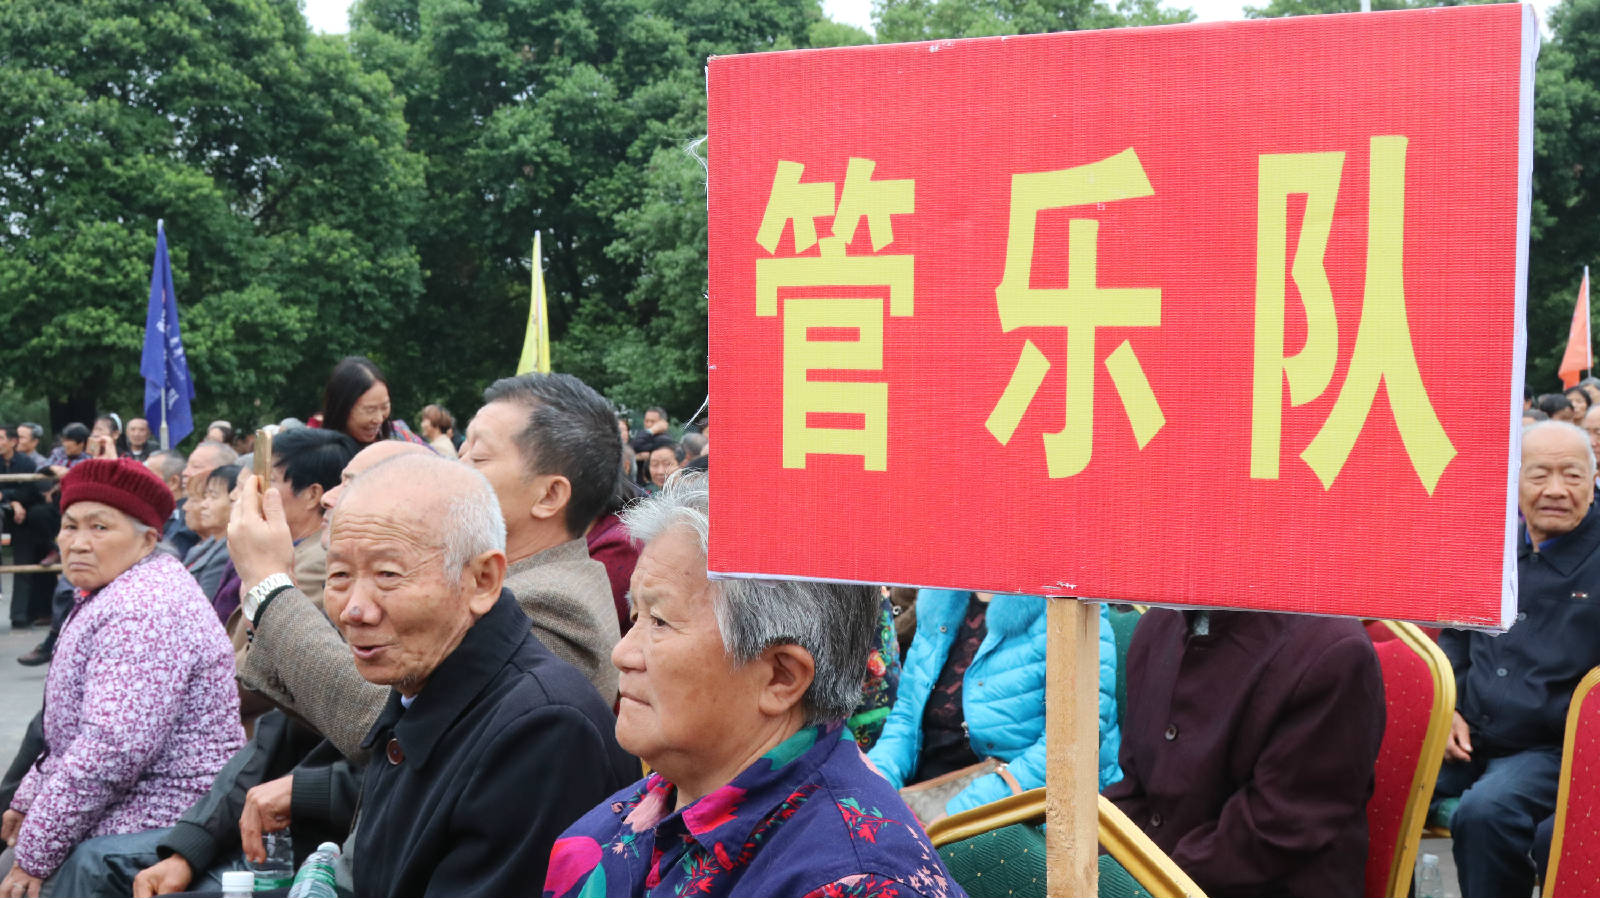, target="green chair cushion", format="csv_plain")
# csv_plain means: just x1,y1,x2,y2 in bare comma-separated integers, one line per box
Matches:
935,823,1158,898
1098,854,1156,898
937,823,1047,898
